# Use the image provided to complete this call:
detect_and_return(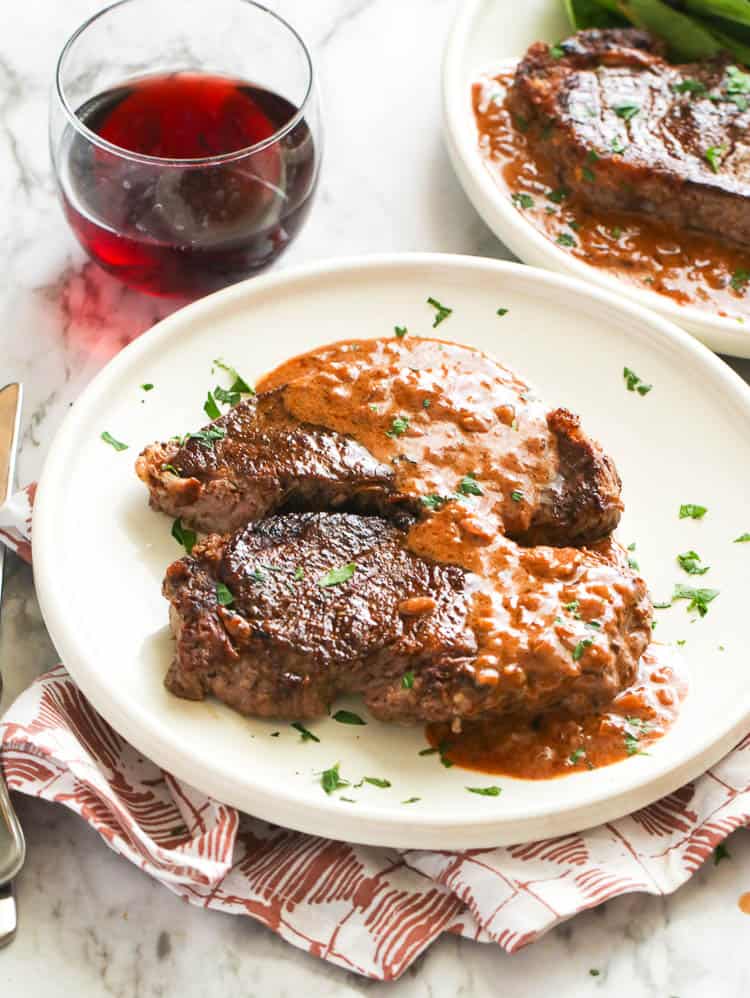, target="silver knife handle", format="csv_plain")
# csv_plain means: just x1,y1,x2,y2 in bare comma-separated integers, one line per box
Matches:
0,882,17,947
0,383,26,908
0,768,24,887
